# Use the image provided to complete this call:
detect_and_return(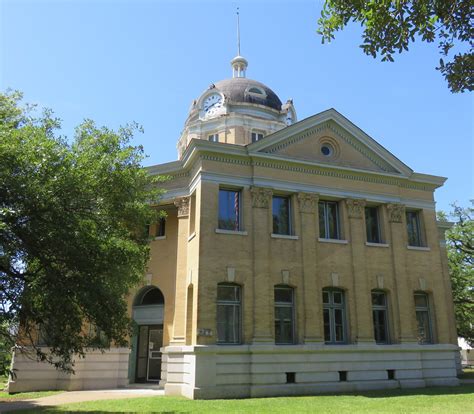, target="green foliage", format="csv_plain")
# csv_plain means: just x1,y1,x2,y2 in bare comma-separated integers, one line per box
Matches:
0,91,164,375
318,1,473,93
443,202,474,345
